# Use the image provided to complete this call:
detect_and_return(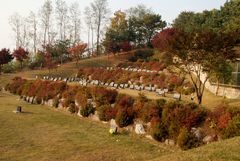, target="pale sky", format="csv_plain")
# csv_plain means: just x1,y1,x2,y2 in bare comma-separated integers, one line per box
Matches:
0,0,226,49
